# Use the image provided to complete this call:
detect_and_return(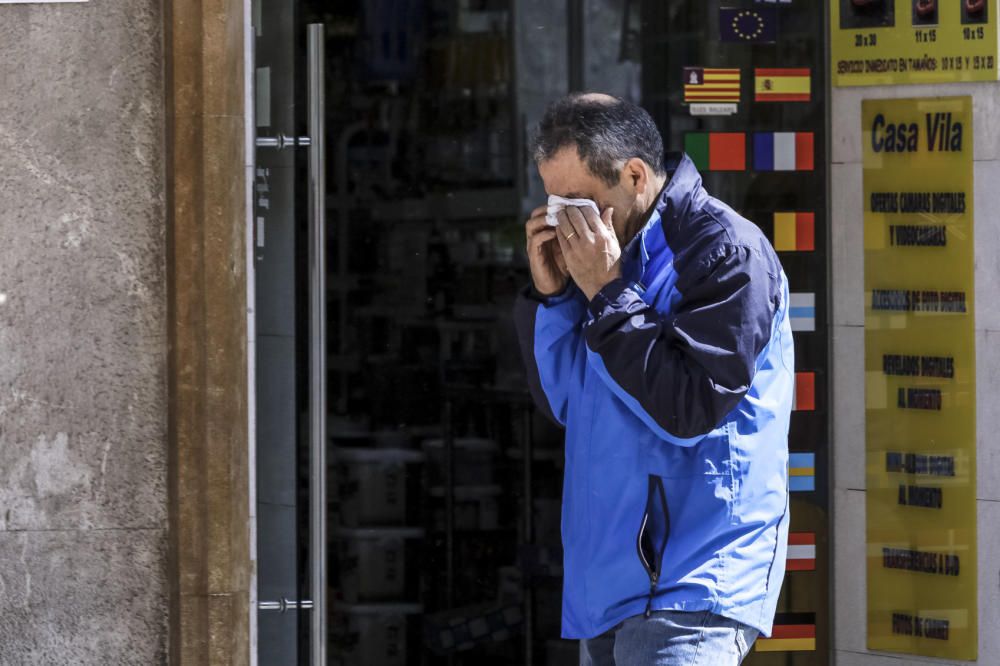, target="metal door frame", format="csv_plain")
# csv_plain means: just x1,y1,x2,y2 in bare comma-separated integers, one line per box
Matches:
247,7,327,664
